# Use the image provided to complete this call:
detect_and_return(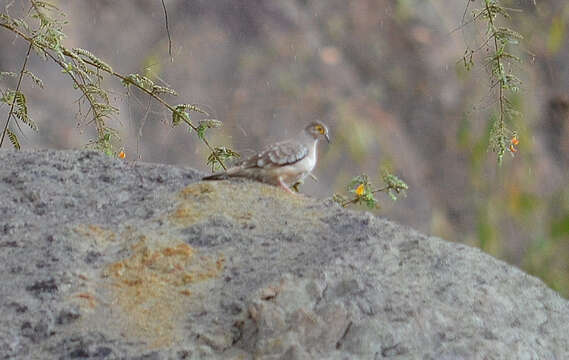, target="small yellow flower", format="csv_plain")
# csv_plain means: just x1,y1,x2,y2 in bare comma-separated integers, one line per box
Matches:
118,150,126,159
509,144,517,153
355,183,365,196
511,136,519,146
